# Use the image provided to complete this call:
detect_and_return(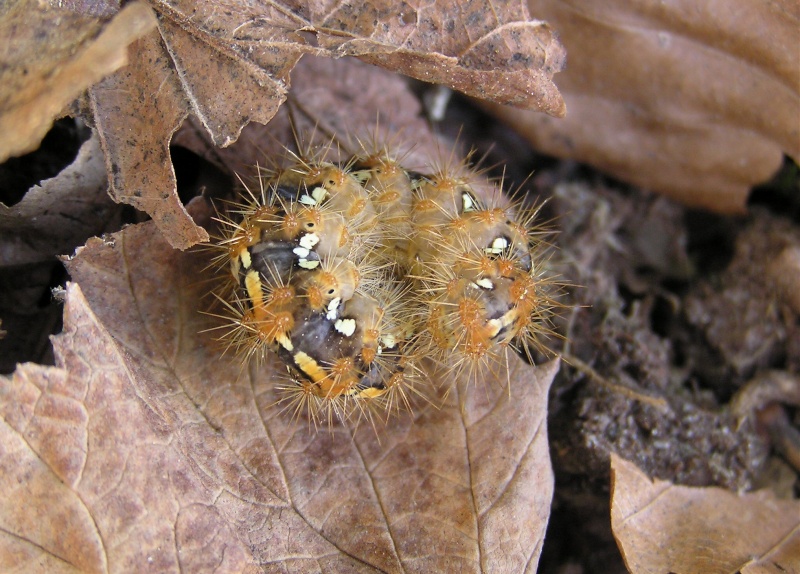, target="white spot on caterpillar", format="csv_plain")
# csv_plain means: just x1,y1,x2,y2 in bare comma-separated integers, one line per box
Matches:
277,333,293,351
462,193,476,212
293,247,310,258
475,278,494,290
488,309,517,339
380,333,396,349
299,233,320,250
499,309,517,327
326,297,341,320
352,170,370,183
311,186,328,203
335,318,357,337
299,194,316,206
298,259,320,270
484,236,509,255
487,319,502,338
